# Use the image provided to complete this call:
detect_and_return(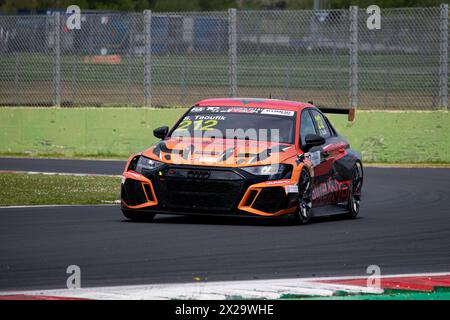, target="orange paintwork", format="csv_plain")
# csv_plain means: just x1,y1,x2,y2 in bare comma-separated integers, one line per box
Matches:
237,179,300,216
121,171,158,209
